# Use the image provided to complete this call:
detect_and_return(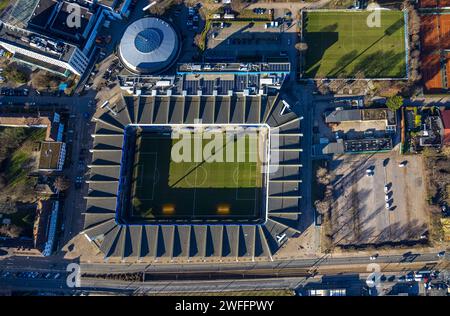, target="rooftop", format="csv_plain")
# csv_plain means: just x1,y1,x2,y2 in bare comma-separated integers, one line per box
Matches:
119,62,290,96
38,141,65,170
325,108,396,126
177,63,291,74
49,1,93,40
0,21,77,63
0,112,62,141
118,17,179,74
28,0,58,29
